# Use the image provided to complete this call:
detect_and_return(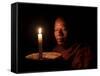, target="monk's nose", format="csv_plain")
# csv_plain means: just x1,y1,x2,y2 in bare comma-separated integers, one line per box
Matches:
58,30,64,36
